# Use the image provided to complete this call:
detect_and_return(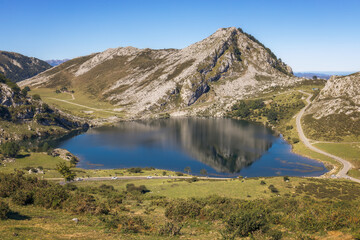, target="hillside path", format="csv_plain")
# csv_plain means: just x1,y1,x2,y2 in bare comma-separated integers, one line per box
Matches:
49,97,116,114
296,90,360,183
